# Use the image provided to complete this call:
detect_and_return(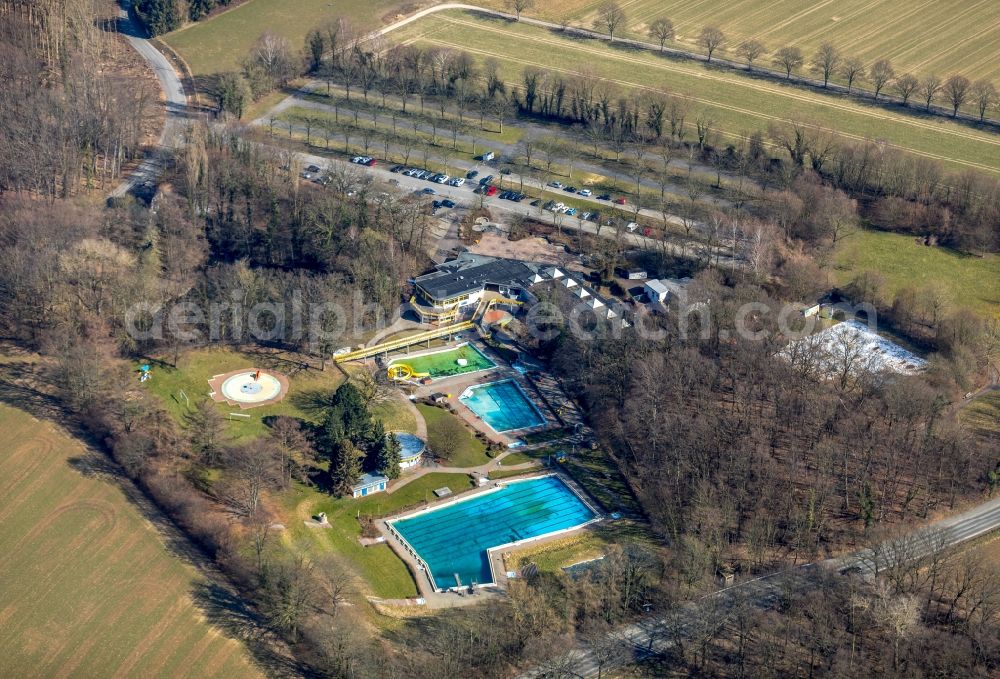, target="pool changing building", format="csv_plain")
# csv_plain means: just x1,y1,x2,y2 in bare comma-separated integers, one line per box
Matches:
411,253,629,328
